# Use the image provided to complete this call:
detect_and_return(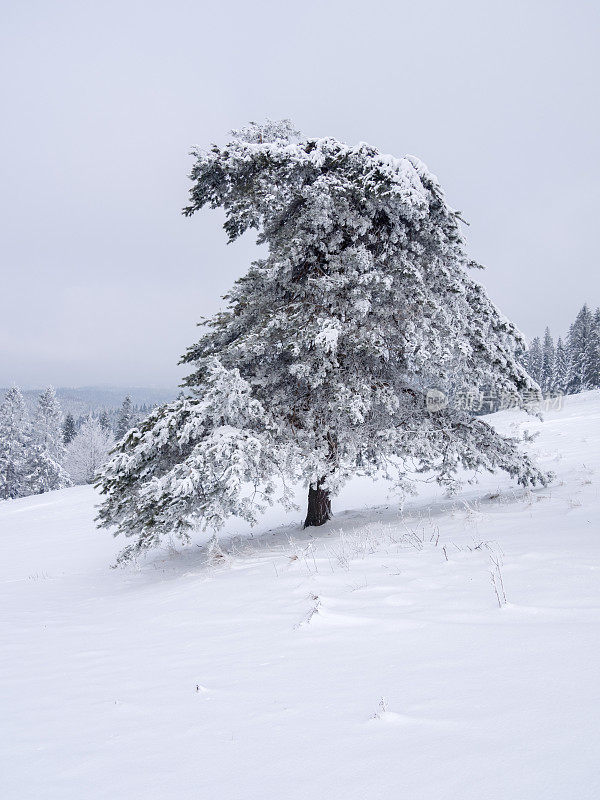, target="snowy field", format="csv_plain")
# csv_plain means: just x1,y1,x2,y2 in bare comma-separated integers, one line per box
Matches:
1,392,599,799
